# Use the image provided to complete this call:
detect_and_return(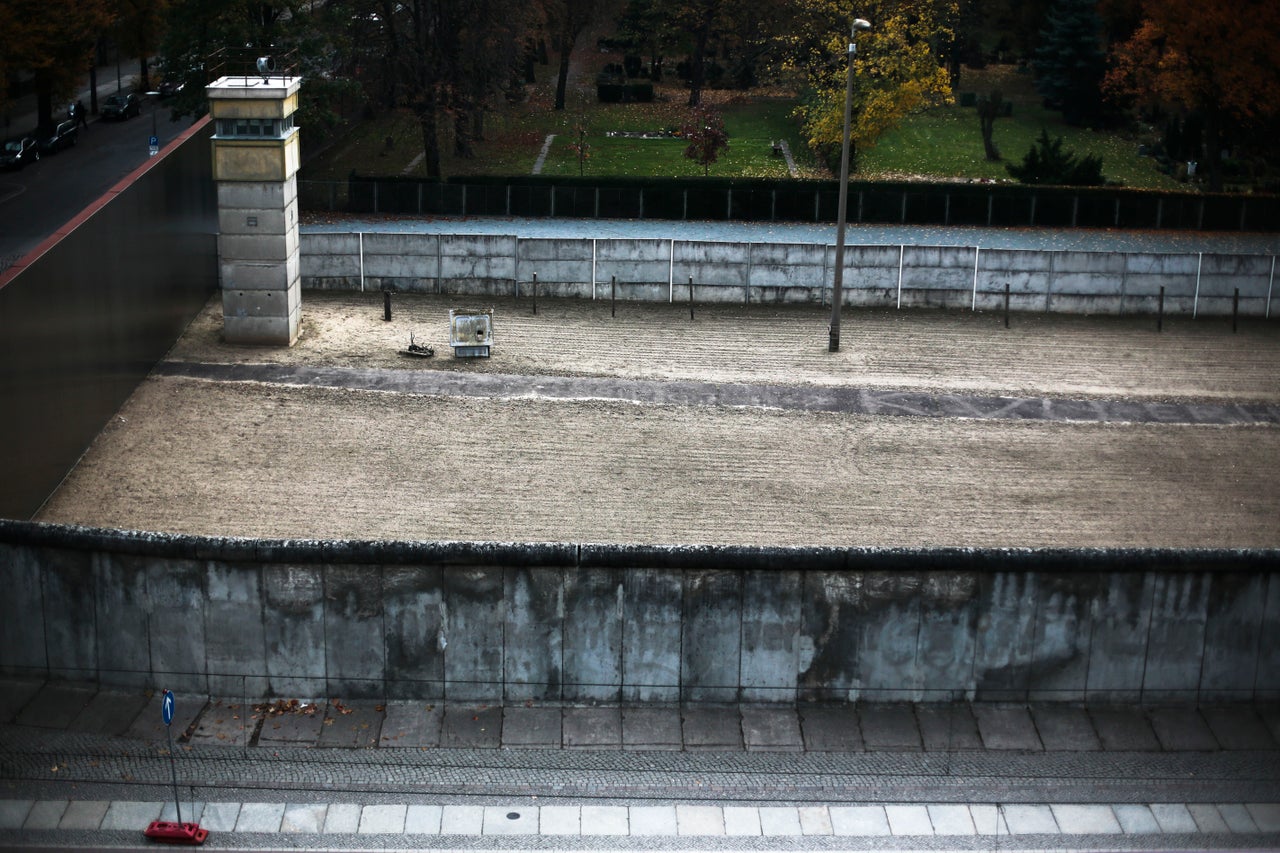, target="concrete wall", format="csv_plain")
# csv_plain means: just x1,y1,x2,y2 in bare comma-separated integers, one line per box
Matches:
301,232,1279,317
3,521,1277,704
